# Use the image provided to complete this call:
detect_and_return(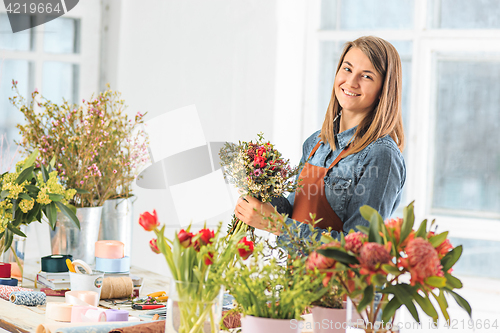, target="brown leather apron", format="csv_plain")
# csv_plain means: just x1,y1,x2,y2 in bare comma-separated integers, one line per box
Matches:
291,141,350,231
